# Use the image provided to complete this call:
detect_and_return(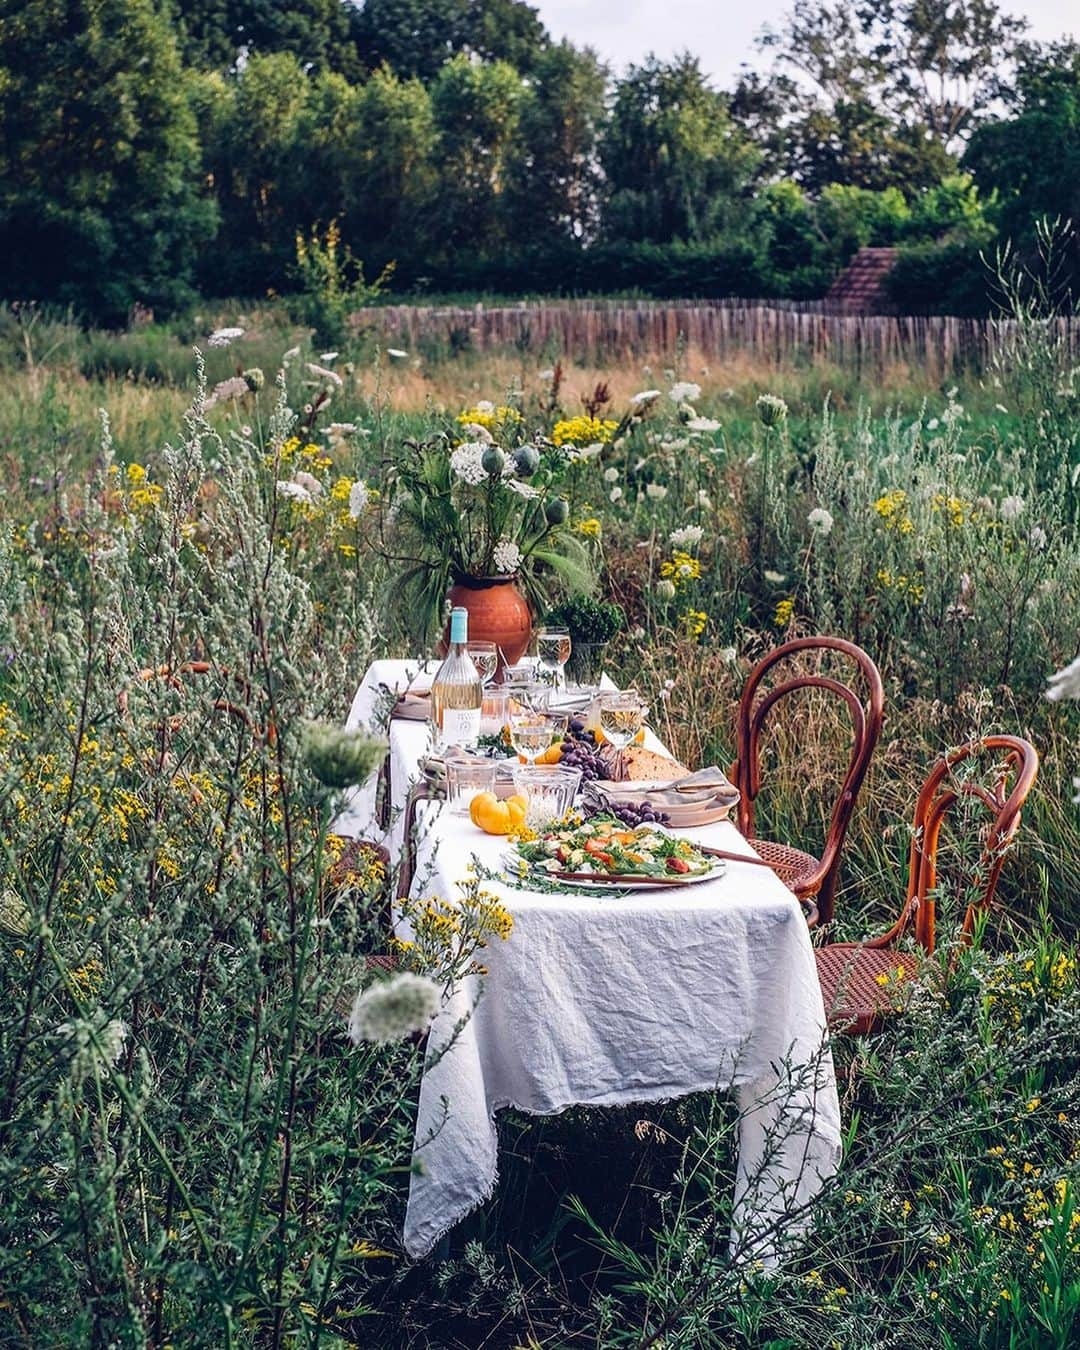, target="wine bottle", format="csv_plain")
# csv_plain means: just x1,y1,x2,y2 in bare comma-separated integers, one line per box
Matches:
431,607,483,749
